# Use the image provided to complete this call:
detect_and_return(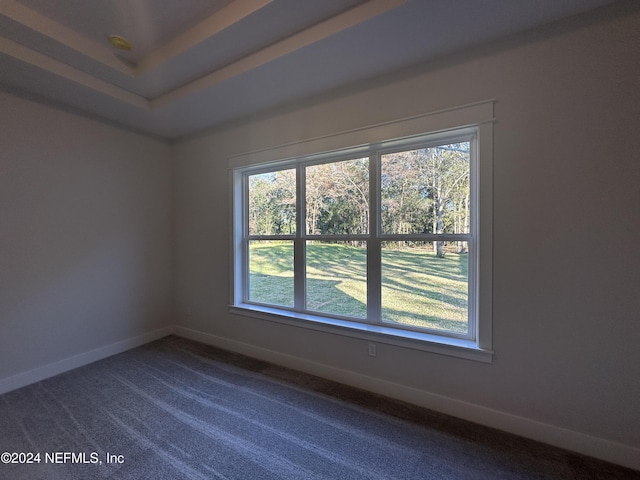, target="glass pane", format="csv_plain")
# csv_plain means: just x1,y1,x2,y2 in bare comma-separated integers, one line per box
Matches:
381,143,470,235
306,158,369,235
306,241,366,318
248,240,294,307
248,169,296,235
381,241,468,334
